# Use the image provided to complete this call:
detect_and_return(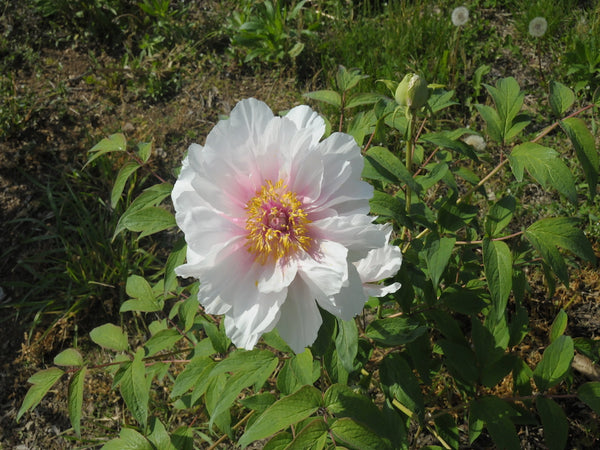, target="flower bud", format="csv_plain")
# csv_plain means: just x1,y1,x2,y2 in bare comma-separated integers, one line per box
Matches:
394,73,430,111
